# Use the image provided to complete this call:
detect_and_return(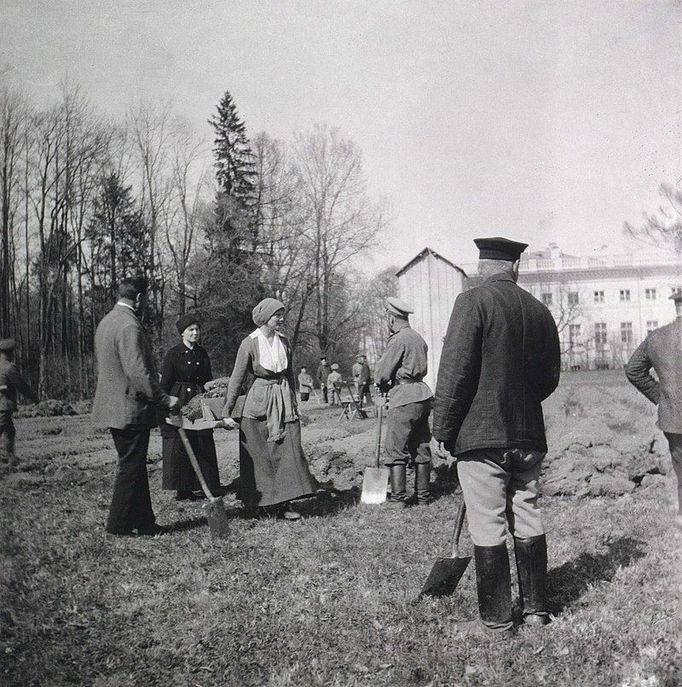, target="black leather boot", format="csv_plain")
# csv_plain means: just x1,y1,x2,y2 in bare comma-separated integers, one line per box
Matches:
385,465,406,508
514,534,549,626
414,462,433,505
474,544,513,631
